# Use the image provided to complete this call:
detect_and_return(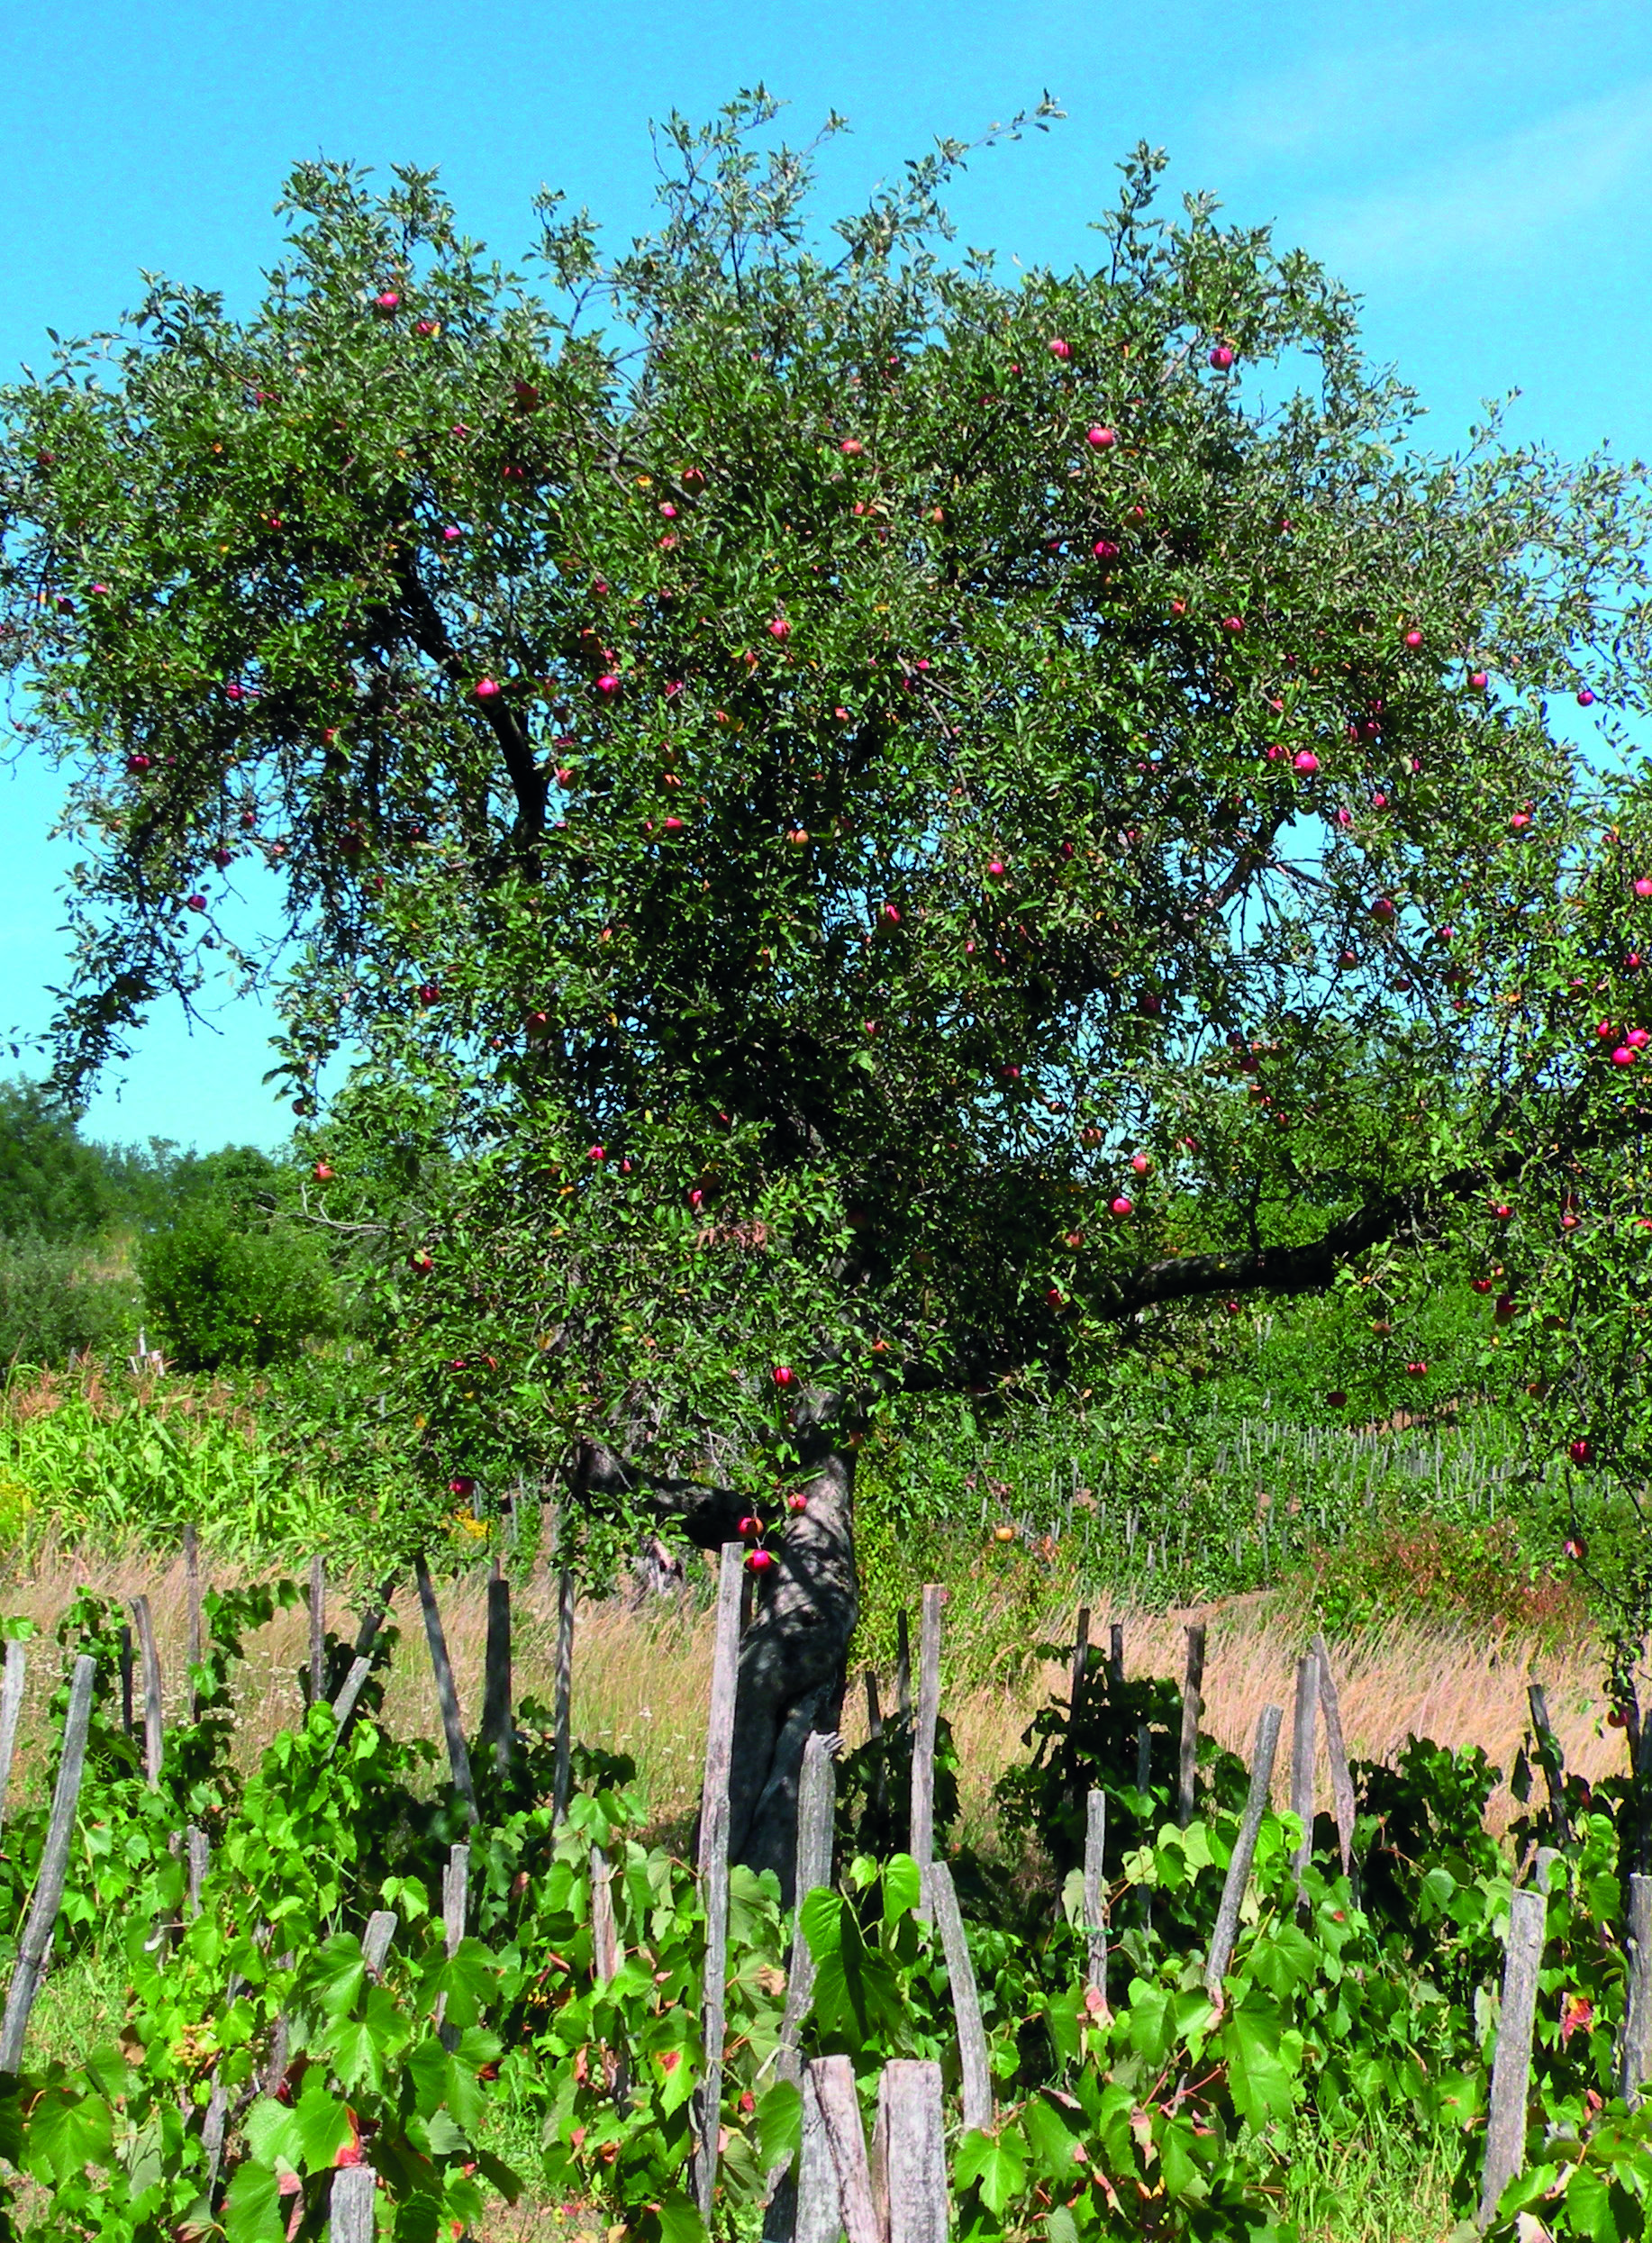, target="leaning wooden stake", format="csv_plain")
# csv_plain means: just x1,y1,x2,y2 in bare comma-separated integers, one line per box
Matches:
896,1609,912,1721
413,1553,477,1825
0,1639,26,1835
1204,1702,1284,2001
873,2059,949,2243
1070,1607,1091,1714
551,1566,576,1822
119,1622,134,1741
0,1653,95,2070
924,1859,992,2134
692,1541,746,2226
483,1556,513,1777
1290,1648,1320,1898
186,1827,210,1918
330,2165,377,2243
1620,1872,1652,2107
910,1585,944,1906
1108,1621,1125,1691
806,2055,882,2243
1312,1631,1357,1878
1477,1886,1547,2229
183,1524,203,1720
130,1596,164,1787
1176,1623,1206,1827
308,1554,326,1703
362,1910,398,1976
1083,1789,1109,2014
763,1731,837,2241
1528,1682,1573,1847
435,1842,469,2047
